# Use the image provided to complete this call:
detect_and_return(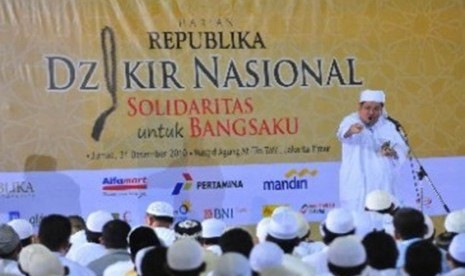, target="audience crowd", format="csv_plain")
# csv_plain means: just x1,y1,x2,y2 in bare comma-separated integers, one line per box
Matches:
1,189,465,276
